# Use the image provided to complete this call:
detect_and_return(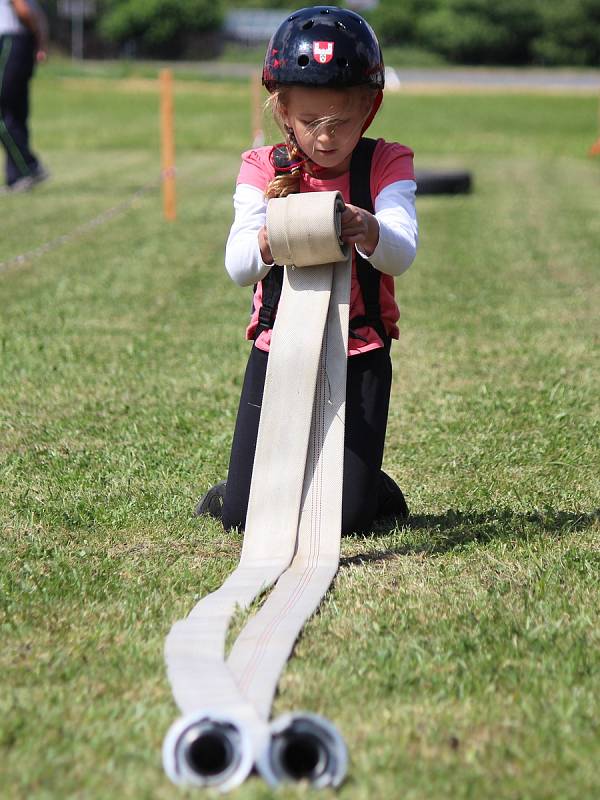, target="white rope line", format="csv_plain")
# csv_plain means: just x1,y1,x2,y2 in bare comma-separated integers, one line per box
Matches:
0,171,172,275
